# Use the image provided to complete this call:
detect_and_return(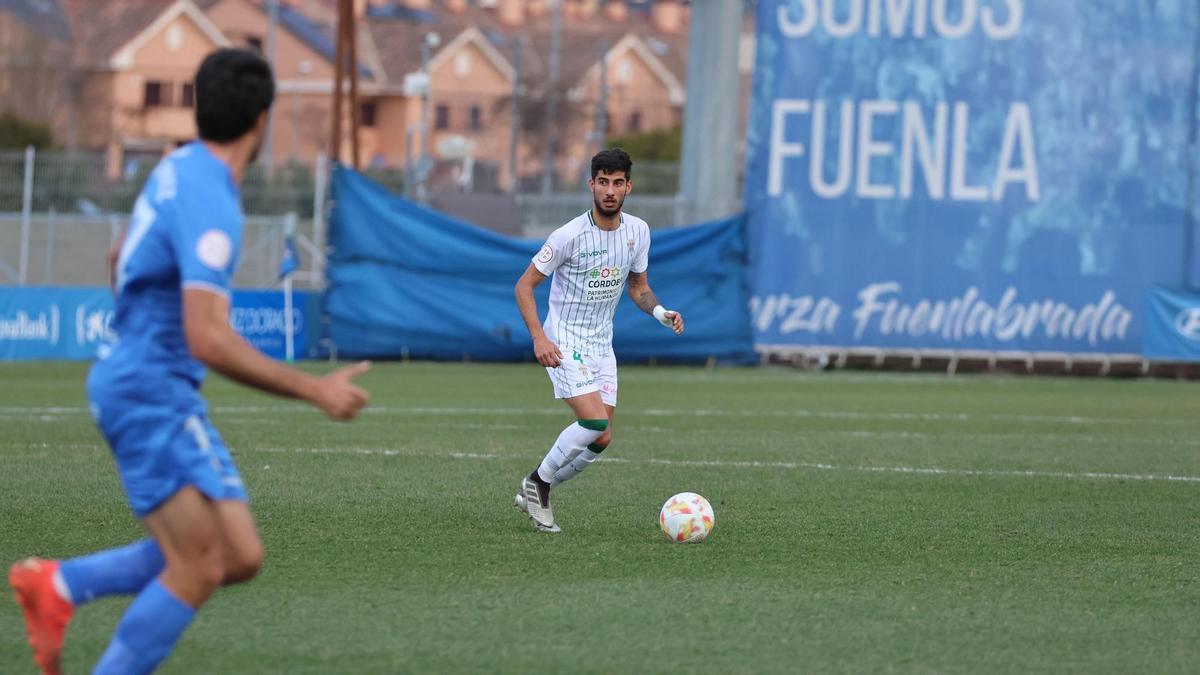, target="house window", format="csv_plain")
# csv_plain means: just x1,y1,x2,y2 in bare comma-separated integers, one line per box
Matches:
468,105,482,131
627,110,641,133
434,104,450,130
144,81,171,108
180,82,195,108
360,101,377,128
